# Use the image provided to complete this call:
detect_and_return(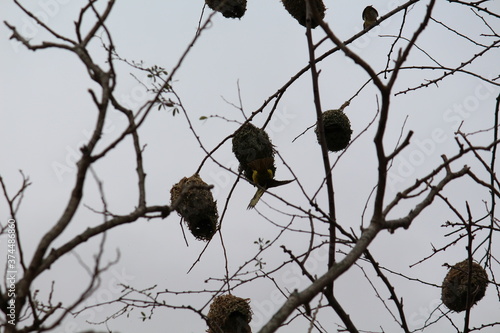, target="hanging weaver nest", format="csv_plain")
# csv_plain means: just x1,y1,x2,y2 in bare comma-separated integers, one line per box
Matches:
207,295,252,333
170,174,218,241
315,109,352,152
441,259,488,312
281,0,326,28
232,123,275,181
205,0,247,19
